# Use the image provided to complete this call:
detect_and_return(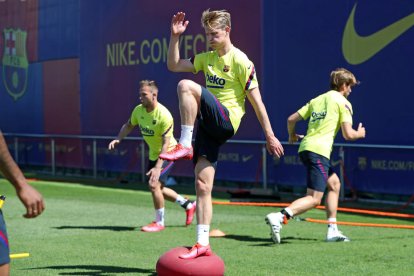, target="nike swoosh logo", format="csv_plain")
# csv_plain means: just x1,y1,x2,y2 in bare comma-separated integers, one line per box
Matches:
342,3,414,65
242,155,253,162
